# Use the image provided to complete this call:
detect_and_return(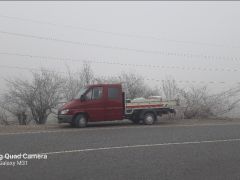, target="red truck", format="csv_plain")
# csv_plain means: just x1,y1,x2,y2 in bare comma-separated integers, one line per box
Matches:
58,83,177,128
